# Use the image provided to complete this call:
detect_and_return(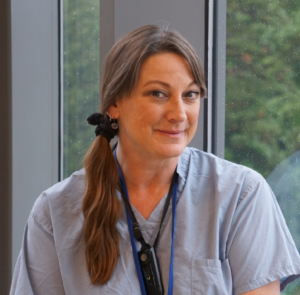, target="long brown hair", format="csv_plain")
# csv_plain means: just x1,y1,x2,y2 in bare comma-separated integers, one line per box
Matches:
82,25,207,285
